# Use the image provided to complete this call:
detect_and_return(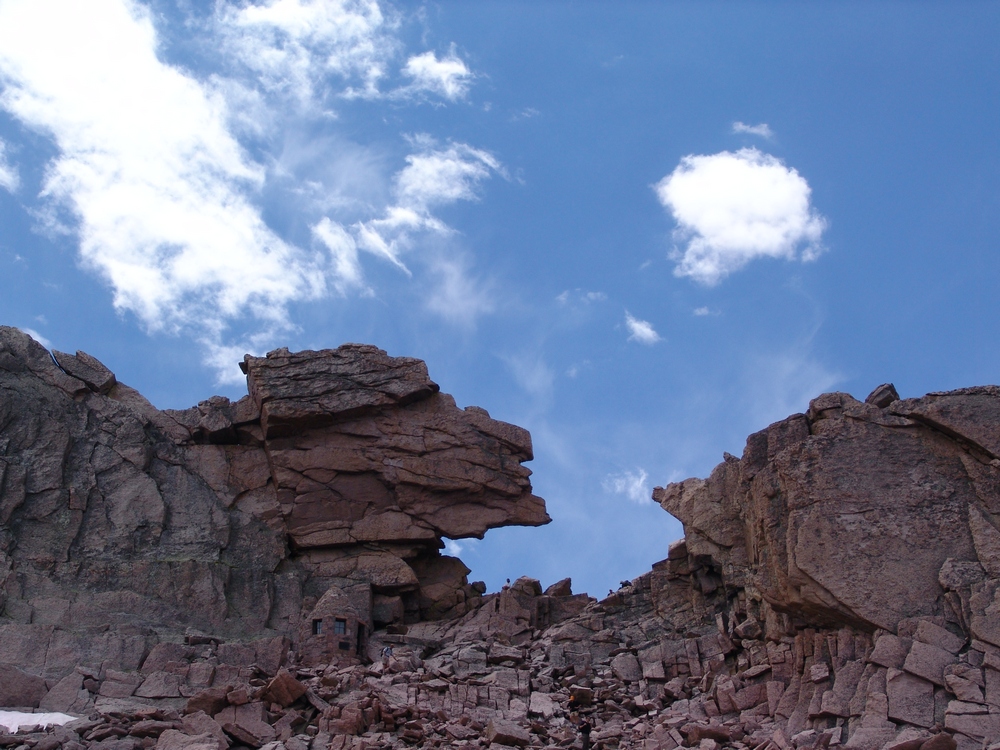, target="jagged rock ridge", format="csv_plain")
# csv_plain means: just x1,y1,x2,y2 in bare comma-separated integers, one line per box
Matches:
0,326,548,677
2,326,999,750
